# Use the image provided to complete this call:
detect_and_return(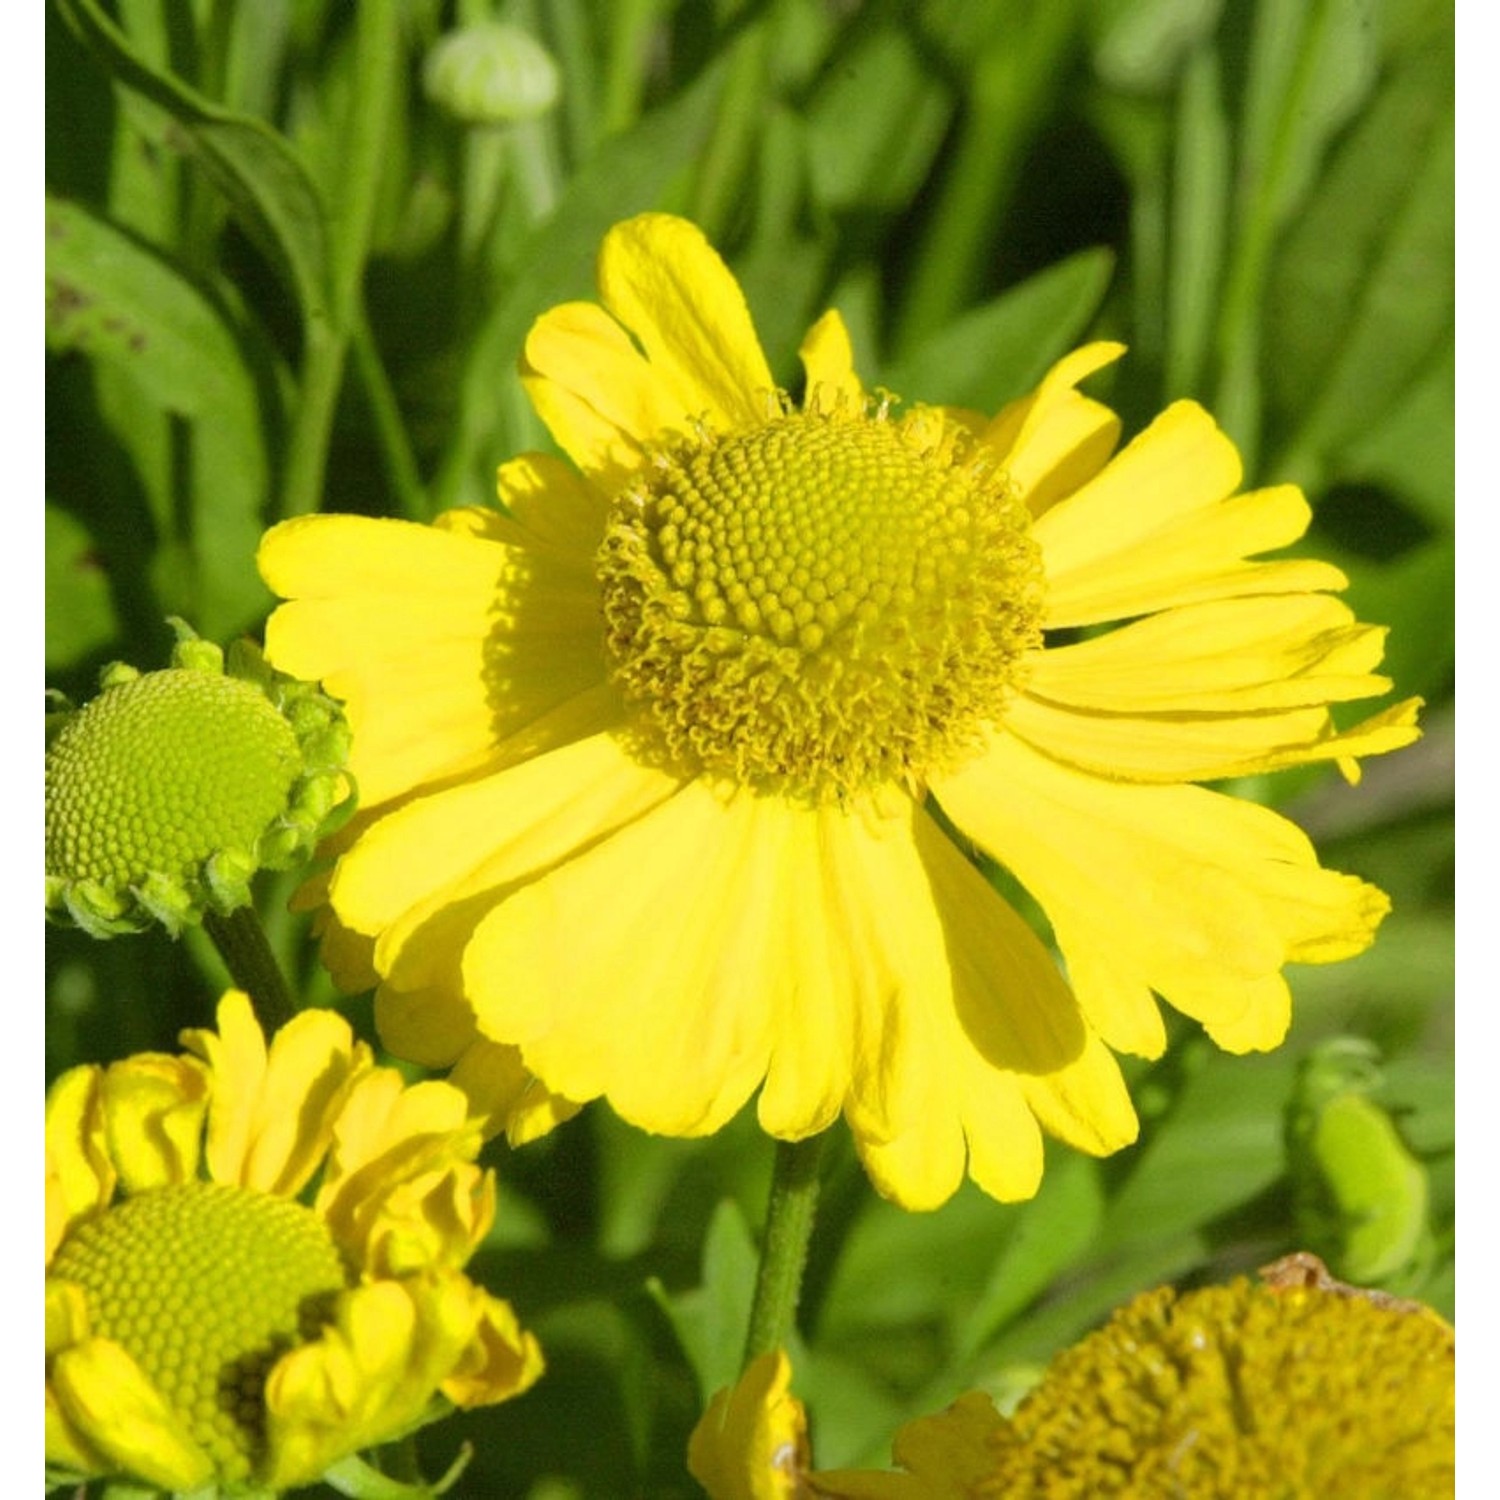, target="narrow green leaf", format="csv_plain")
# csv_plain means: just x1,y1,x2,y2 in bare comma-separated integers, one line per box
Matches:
1164,46,1228,399
45,504,119,669
881,248,1115,412
53,0,330,320
1268,39,1453,478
